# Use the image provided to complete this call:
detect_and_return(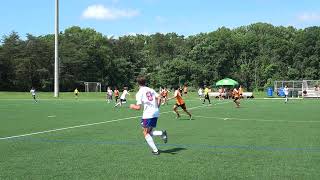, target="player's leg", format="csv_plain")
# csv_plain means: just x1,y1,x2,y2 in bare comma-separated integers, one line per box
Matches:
173,104,180,118
33,95,37,102
114,99,121,107
141,119,160,155
236,98,240,107
285,95,288,103
182,104,192,120
149,120,168,143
